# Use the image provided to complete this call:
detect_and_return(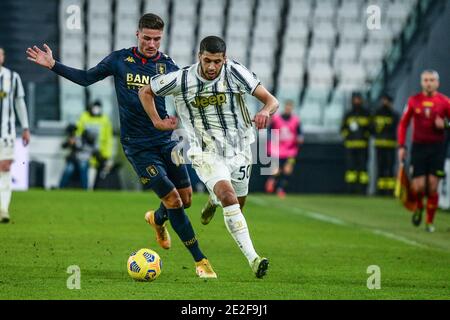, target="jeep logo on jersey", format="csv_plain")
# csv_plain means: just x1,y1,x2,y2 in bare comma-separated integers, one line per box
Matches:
191,93,227,108
126,73,150,88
